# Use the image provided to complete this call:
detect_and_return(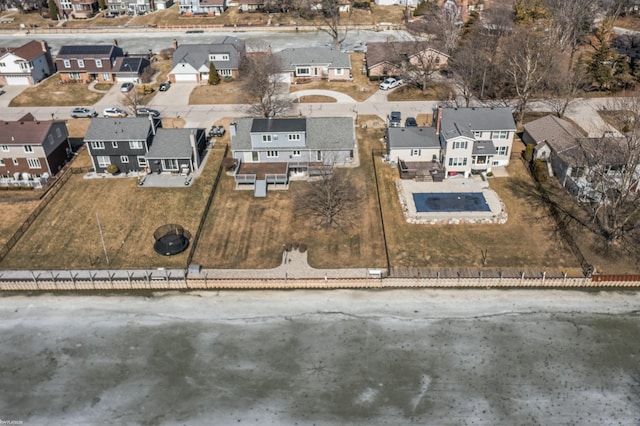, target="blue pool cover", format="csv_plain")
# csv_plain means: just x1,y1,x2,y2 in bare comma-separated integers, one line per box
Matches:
412,192,490,213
